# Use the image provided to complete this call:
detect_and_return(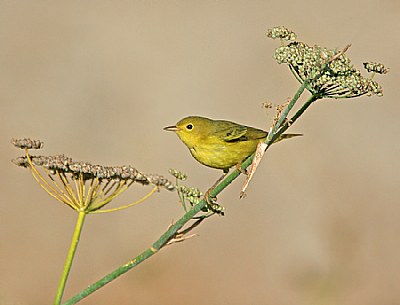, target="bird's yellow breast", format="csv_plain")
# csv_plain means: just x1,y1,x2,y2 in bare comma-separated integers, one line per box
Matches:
188,136,262,171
